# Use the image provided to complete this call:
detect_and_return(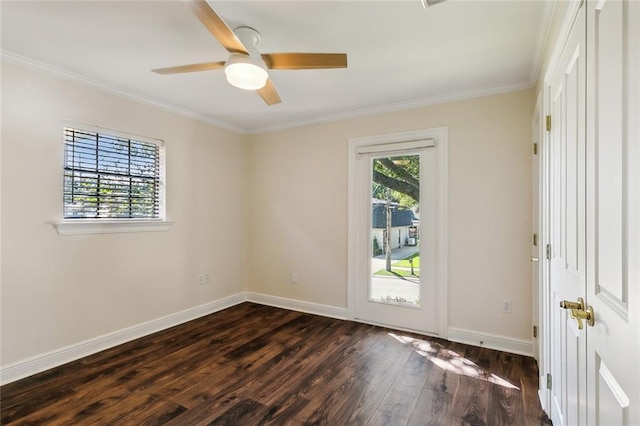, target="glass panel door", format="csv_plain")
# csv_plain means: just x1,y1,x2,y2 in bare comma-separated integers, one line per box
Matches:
349,128,447,336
